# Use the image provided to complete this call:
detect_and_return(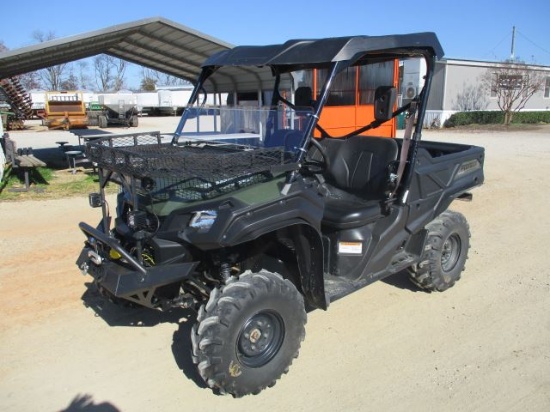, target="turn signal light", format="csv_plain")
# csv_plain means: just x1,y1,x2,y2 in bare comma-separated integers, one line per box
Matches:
109,249,122,260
